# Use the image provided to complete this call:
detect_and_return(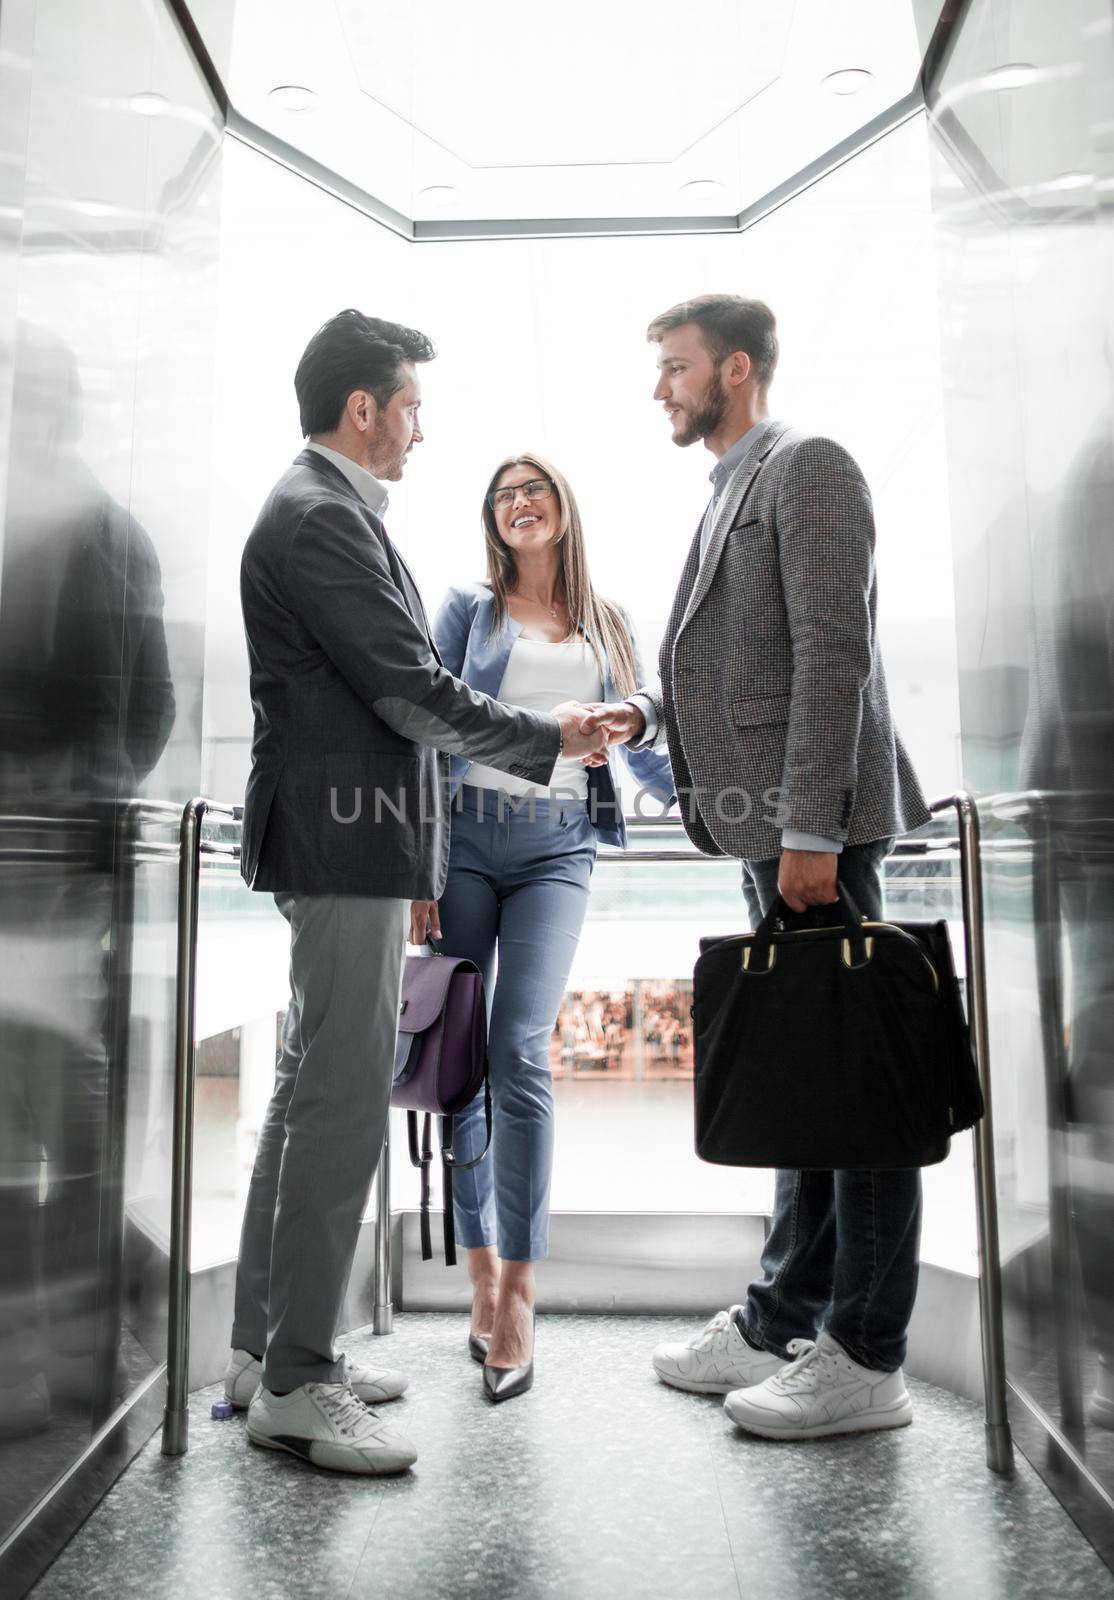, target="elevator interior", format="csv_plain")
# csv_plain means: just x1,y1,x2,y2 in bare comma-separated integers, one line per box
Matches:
1,0,1112,1591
